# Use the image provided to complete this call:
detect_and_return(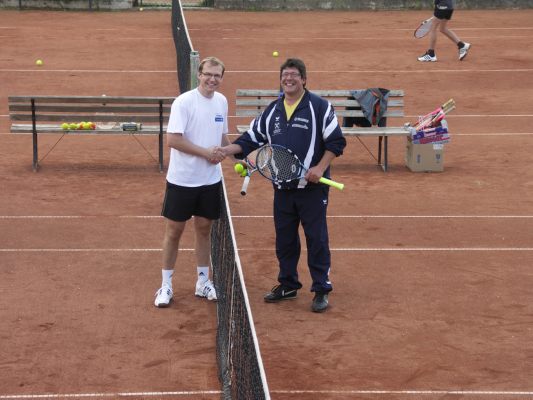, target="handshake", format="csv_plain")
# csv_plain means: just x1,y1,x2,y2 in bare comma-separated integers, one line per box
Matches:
206,146,228,164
